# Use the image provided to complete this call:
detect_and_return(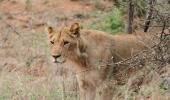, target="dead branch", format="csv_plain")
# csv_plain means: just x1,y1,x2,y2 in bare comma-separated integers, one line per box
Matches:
144,0,156,32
